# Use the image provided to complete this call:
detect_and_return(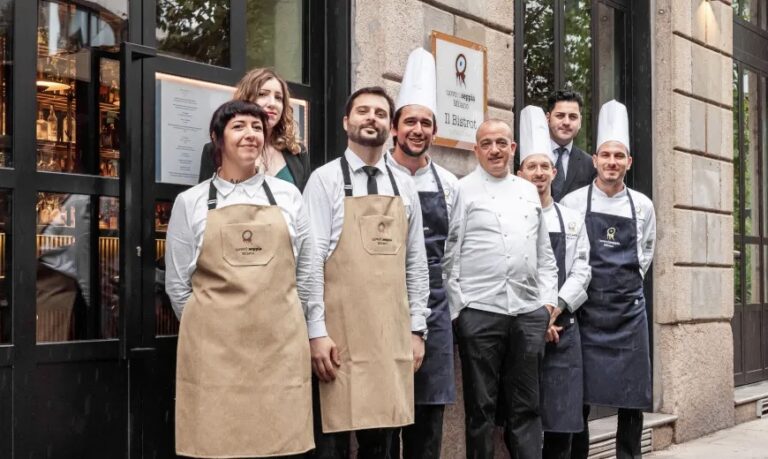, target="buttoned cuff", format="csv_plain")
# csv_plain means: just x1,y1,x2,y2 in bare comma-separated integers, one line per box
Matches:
307,320,328,339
